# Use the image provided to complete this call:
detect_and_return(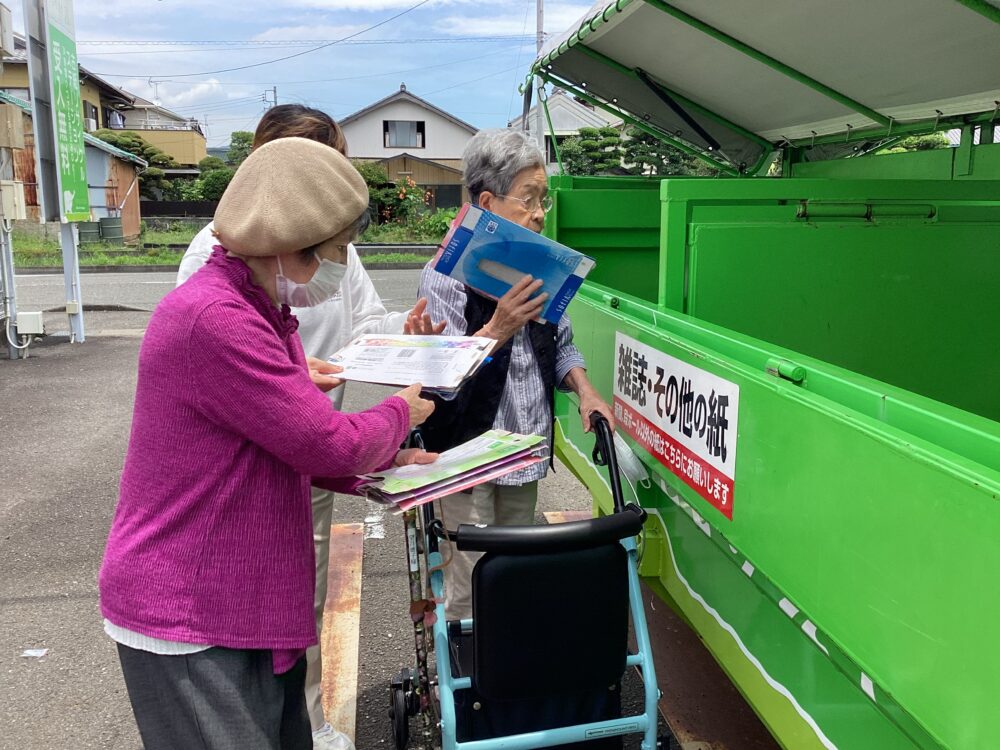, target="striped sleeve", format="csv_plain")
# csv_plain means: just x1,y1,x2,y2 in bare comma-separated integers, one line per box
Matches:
555,313,586,390
418,264,469,336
